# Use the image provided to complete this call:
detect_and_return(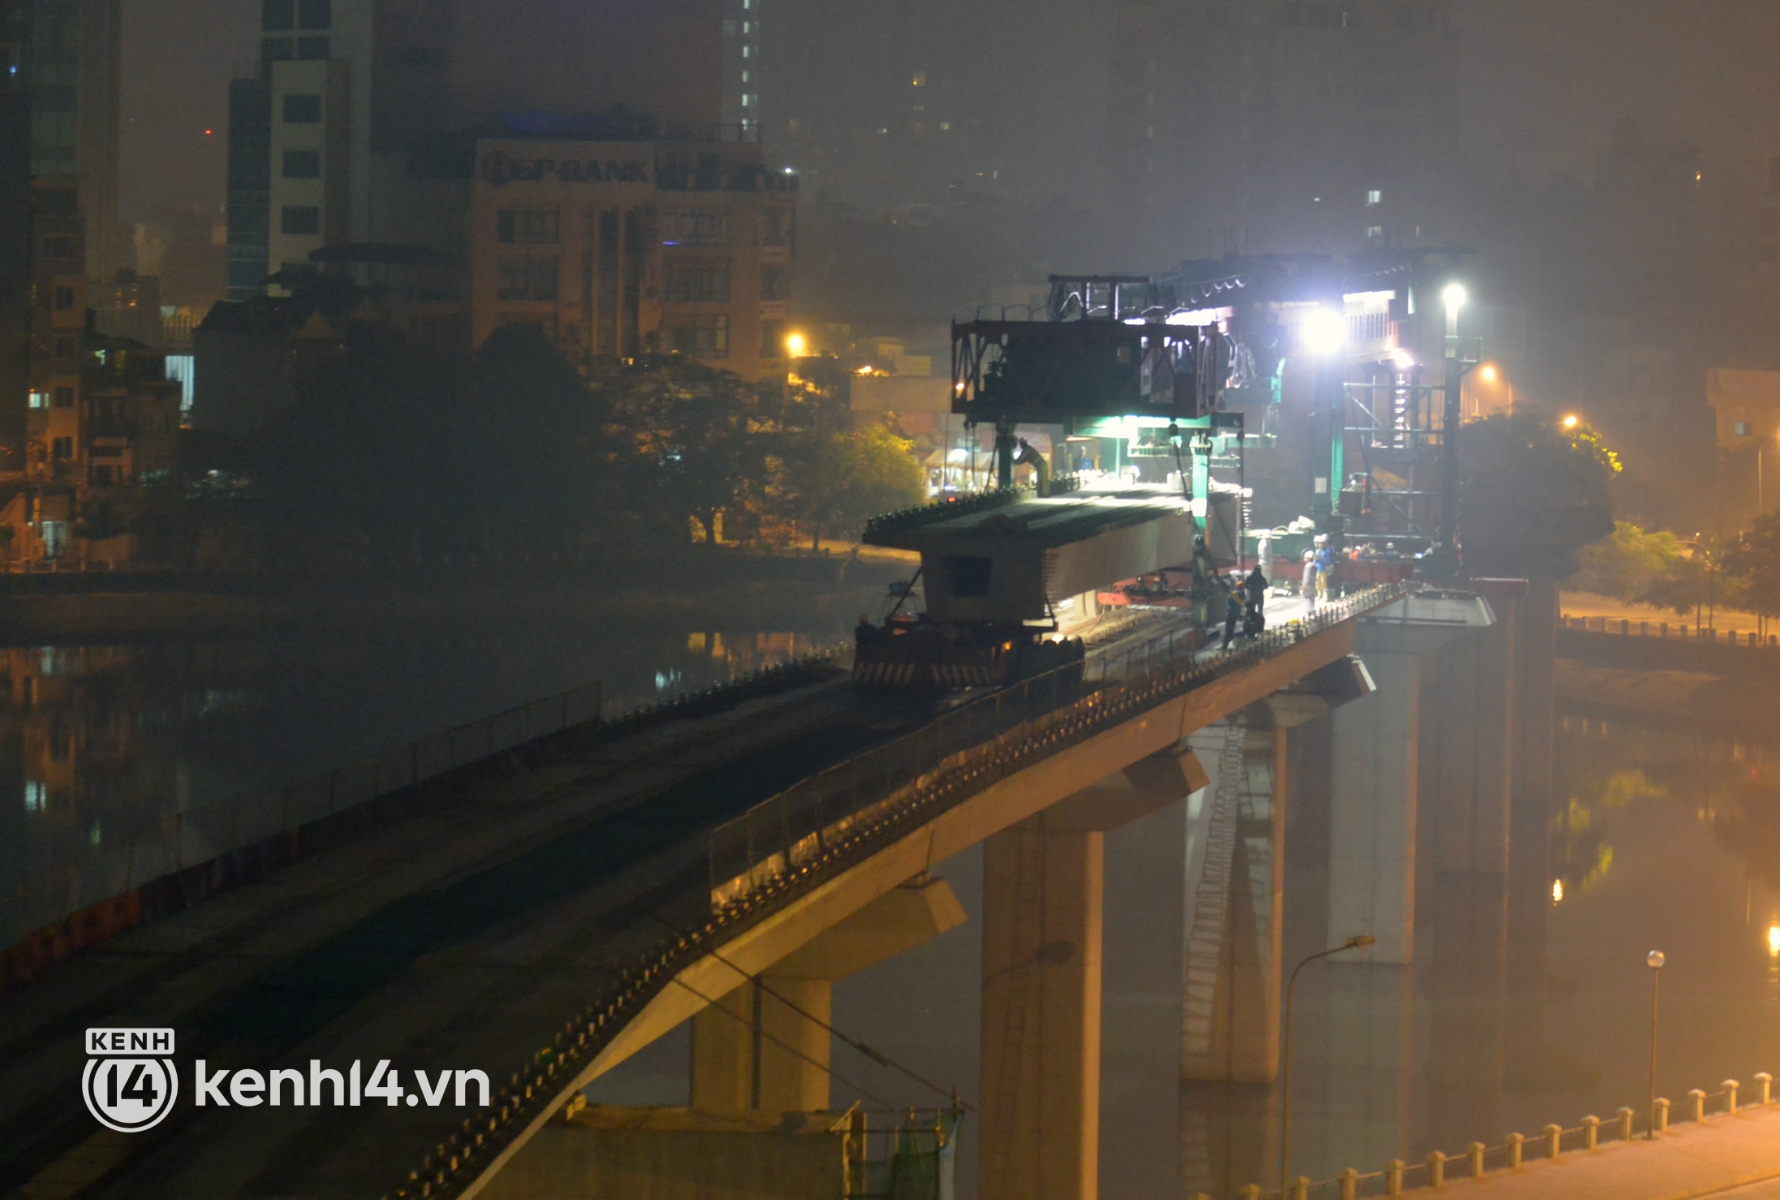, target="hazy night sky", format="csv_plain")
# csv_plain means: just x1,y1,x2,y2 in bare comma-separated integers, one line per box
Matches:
116,1,1780,220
